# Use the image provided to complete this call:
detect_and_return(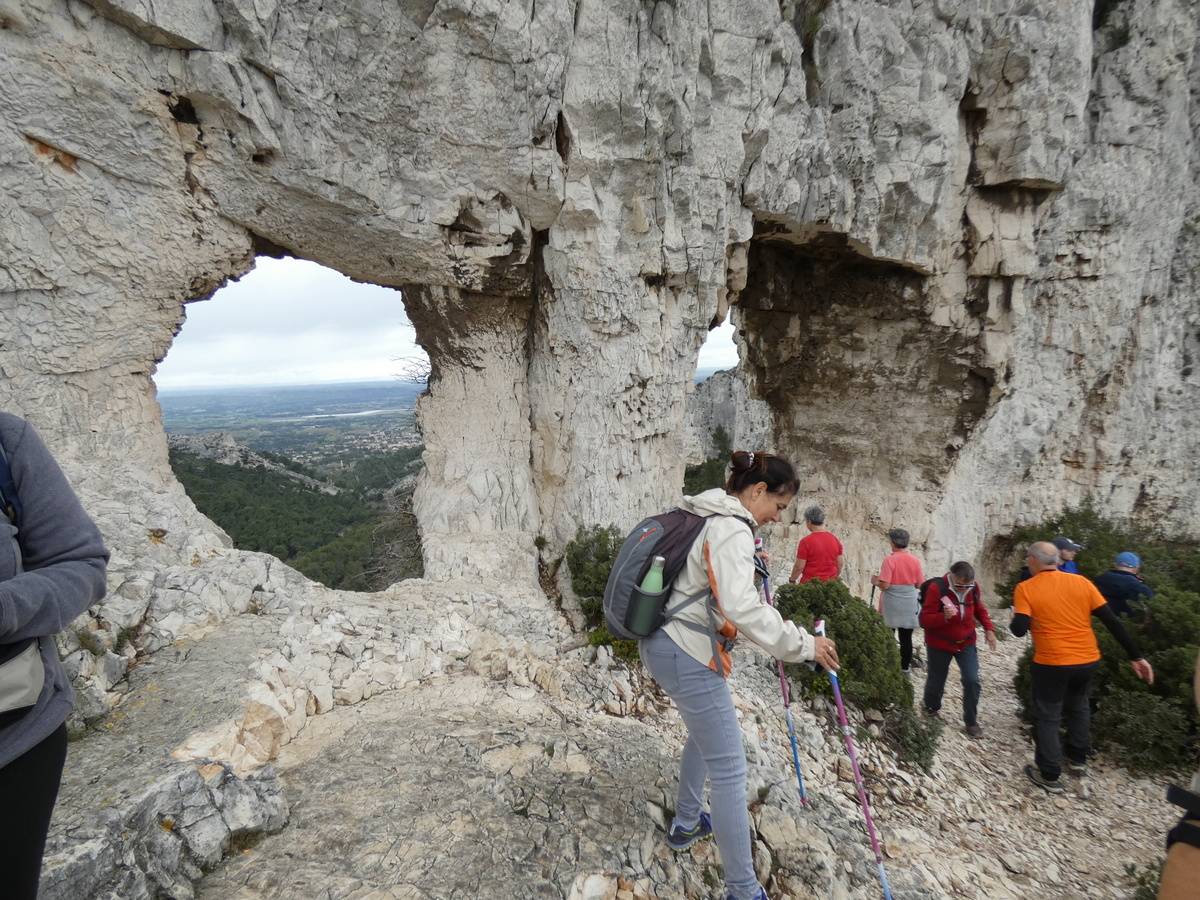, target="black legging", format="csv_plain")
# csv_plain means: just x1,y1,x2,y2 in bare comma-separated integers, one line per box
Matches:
0,723,68,900
895,628,914,670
